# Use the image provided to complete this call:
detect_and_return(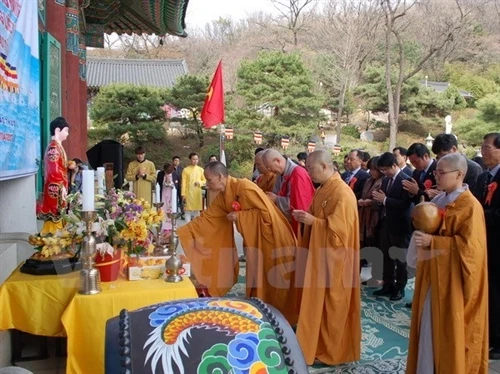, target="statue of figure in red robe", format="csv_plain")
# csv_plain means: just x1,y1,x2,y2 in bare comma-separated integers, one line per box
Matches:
37,117,74,234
